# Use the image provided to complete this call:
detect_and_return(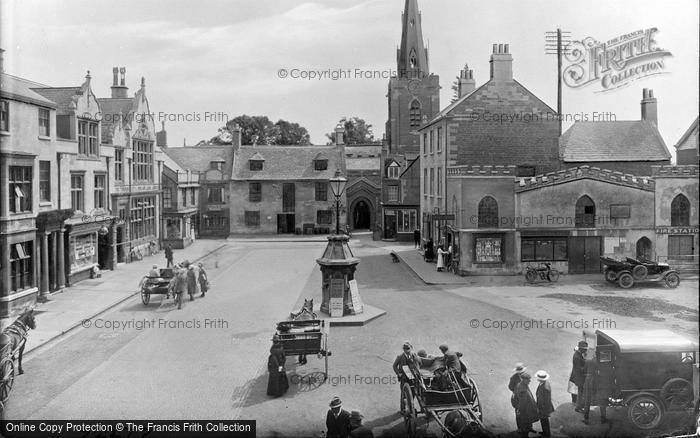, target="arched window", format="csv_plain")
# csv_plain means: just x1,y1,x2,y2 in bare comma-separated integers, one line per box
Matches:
575,195,596,228
409,100,421,128
478,196,498,228
636,237,652,261
671,194,690,226
409,49,417,69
